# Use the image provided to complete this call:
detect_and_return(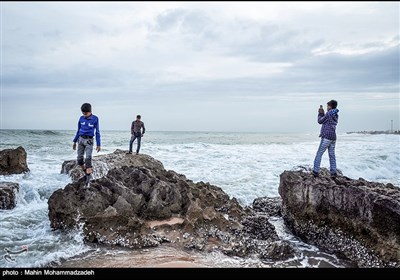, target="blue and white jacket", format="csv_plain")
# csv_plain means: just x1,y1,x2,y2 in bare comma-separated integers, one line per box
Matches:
73,114,101,146
318,109,339,141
